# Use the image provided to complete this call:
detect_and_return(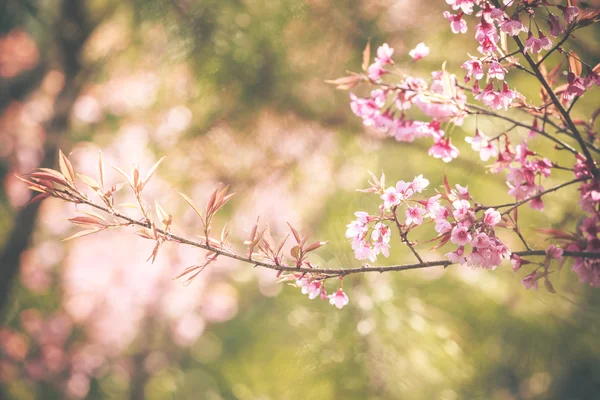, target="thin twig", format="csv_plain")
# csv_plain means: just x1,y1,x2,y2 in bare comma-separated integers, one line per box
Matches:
392,206,424,263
